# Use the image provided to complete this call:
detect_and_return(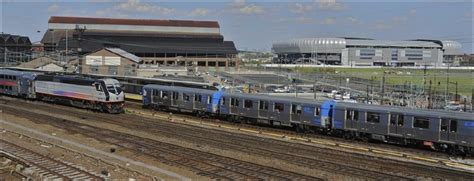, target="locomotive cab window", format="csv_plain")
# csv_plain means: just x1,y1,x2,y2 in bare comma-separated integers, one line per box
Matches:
291,104,302,114
366,112,380,123
95,84,103,91
106,85,116,94
259,100,269,110
413,117,430,129
274,103,284,113
244,100,253,108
